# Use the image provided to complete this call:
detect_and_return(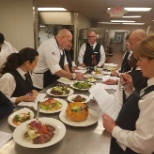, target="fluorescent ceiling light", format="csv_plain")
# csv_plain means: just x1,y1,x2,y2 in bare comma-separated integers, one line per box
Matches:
38,7,67,11
108,7,151,12
122,23,145,25
98,22,120,24
111,20,135,23
123,16,141,18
